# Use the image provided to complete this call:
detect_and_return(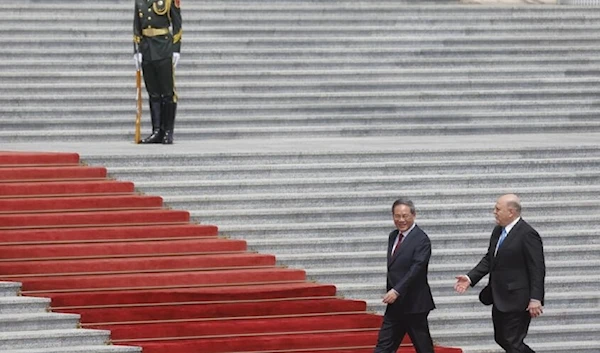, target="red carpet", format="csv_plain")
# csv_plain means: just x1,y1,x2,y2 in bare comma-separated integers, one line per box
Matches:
0,151,462,353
